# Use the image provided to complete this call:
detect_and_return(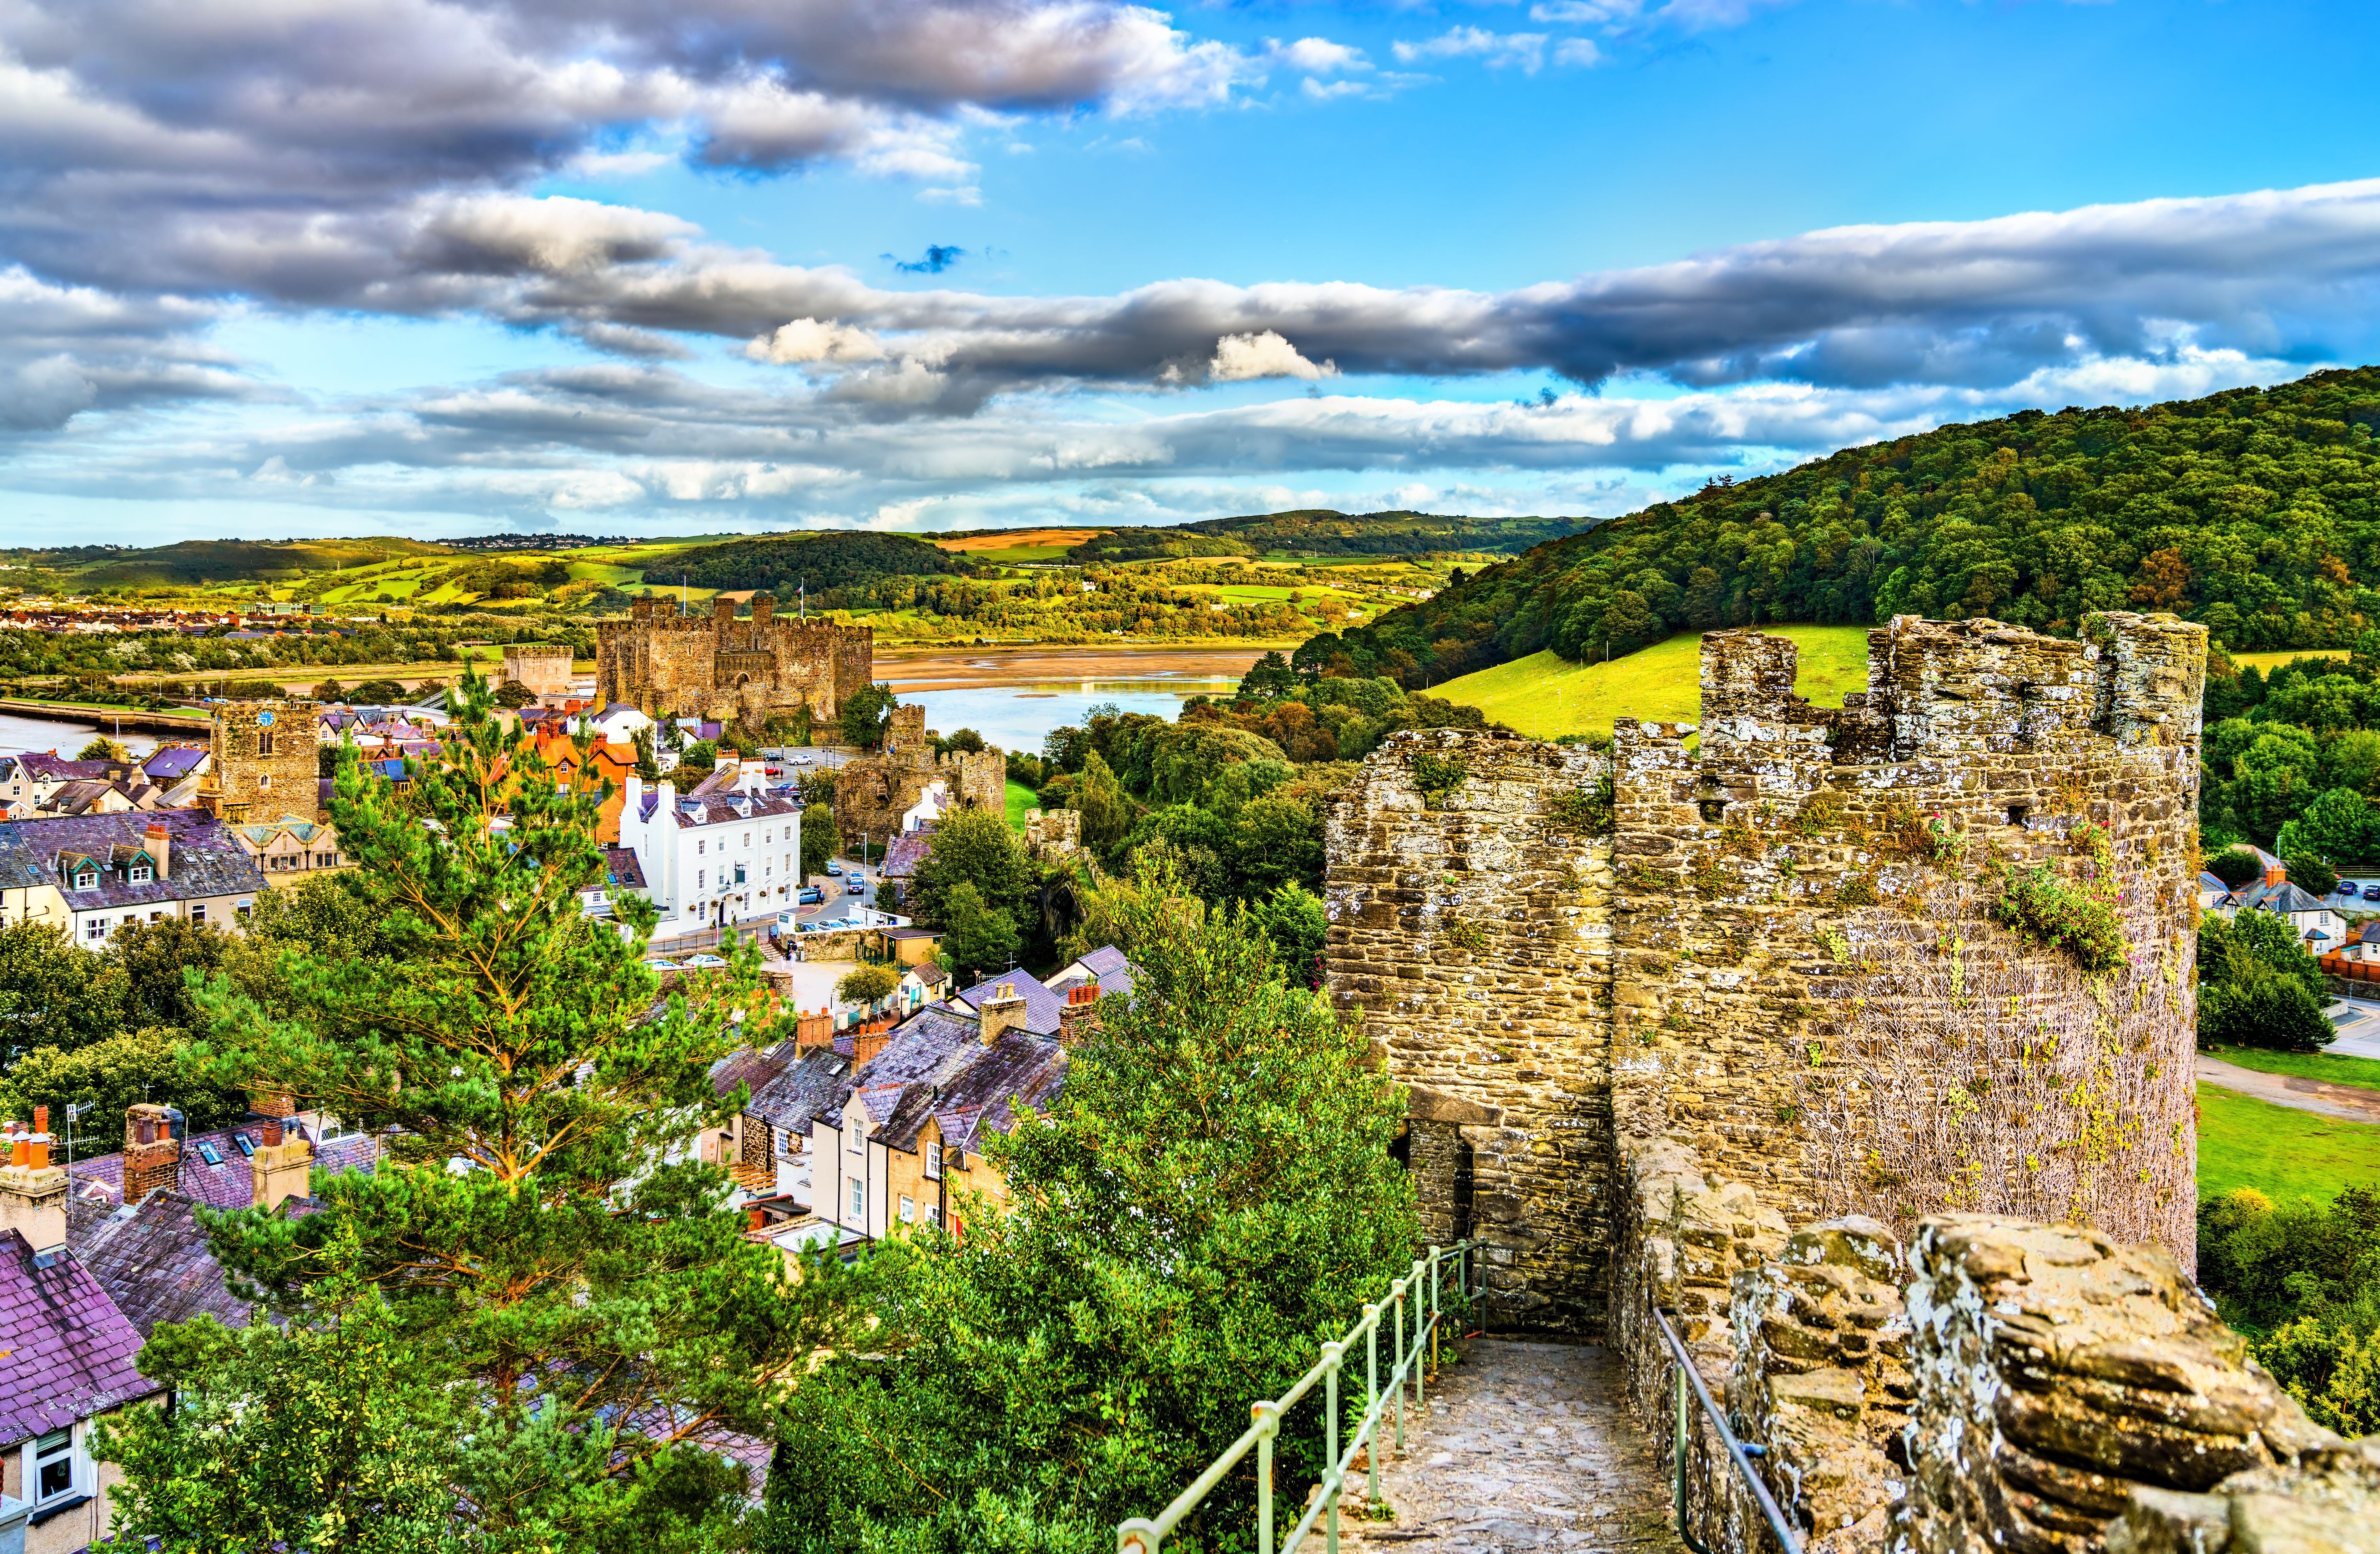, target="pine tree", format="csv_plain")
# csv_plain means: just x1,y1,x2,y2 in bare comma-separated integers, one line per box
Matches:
101,671,869,1552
